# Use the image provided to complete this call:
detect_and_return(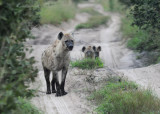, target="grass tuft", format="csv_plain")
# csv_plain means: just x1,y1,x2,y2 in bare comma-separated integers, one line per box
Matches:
76,16,110,30
80,7,101,15
89,78,160,114
71,58,104,69
40,1,76,25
